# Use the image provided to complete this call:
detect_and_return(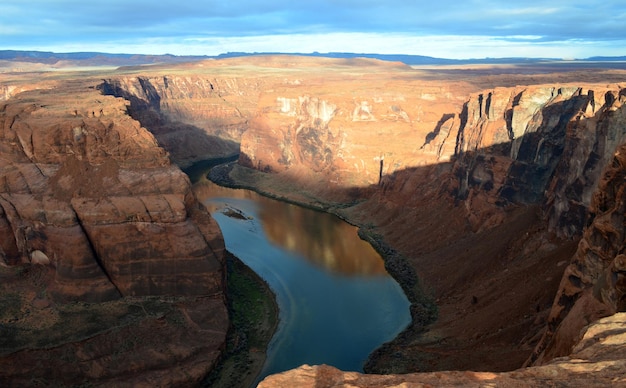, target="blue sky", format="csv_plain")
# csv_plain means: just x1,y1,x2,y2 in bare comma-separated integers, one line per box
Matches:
1,1,625,59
